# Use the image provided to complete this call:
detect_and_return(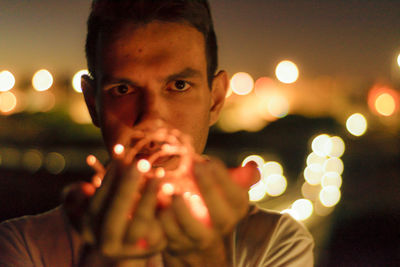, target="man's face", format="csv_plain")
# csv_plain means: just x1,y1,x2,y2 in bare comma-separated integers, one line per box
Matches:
84,21,226,158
